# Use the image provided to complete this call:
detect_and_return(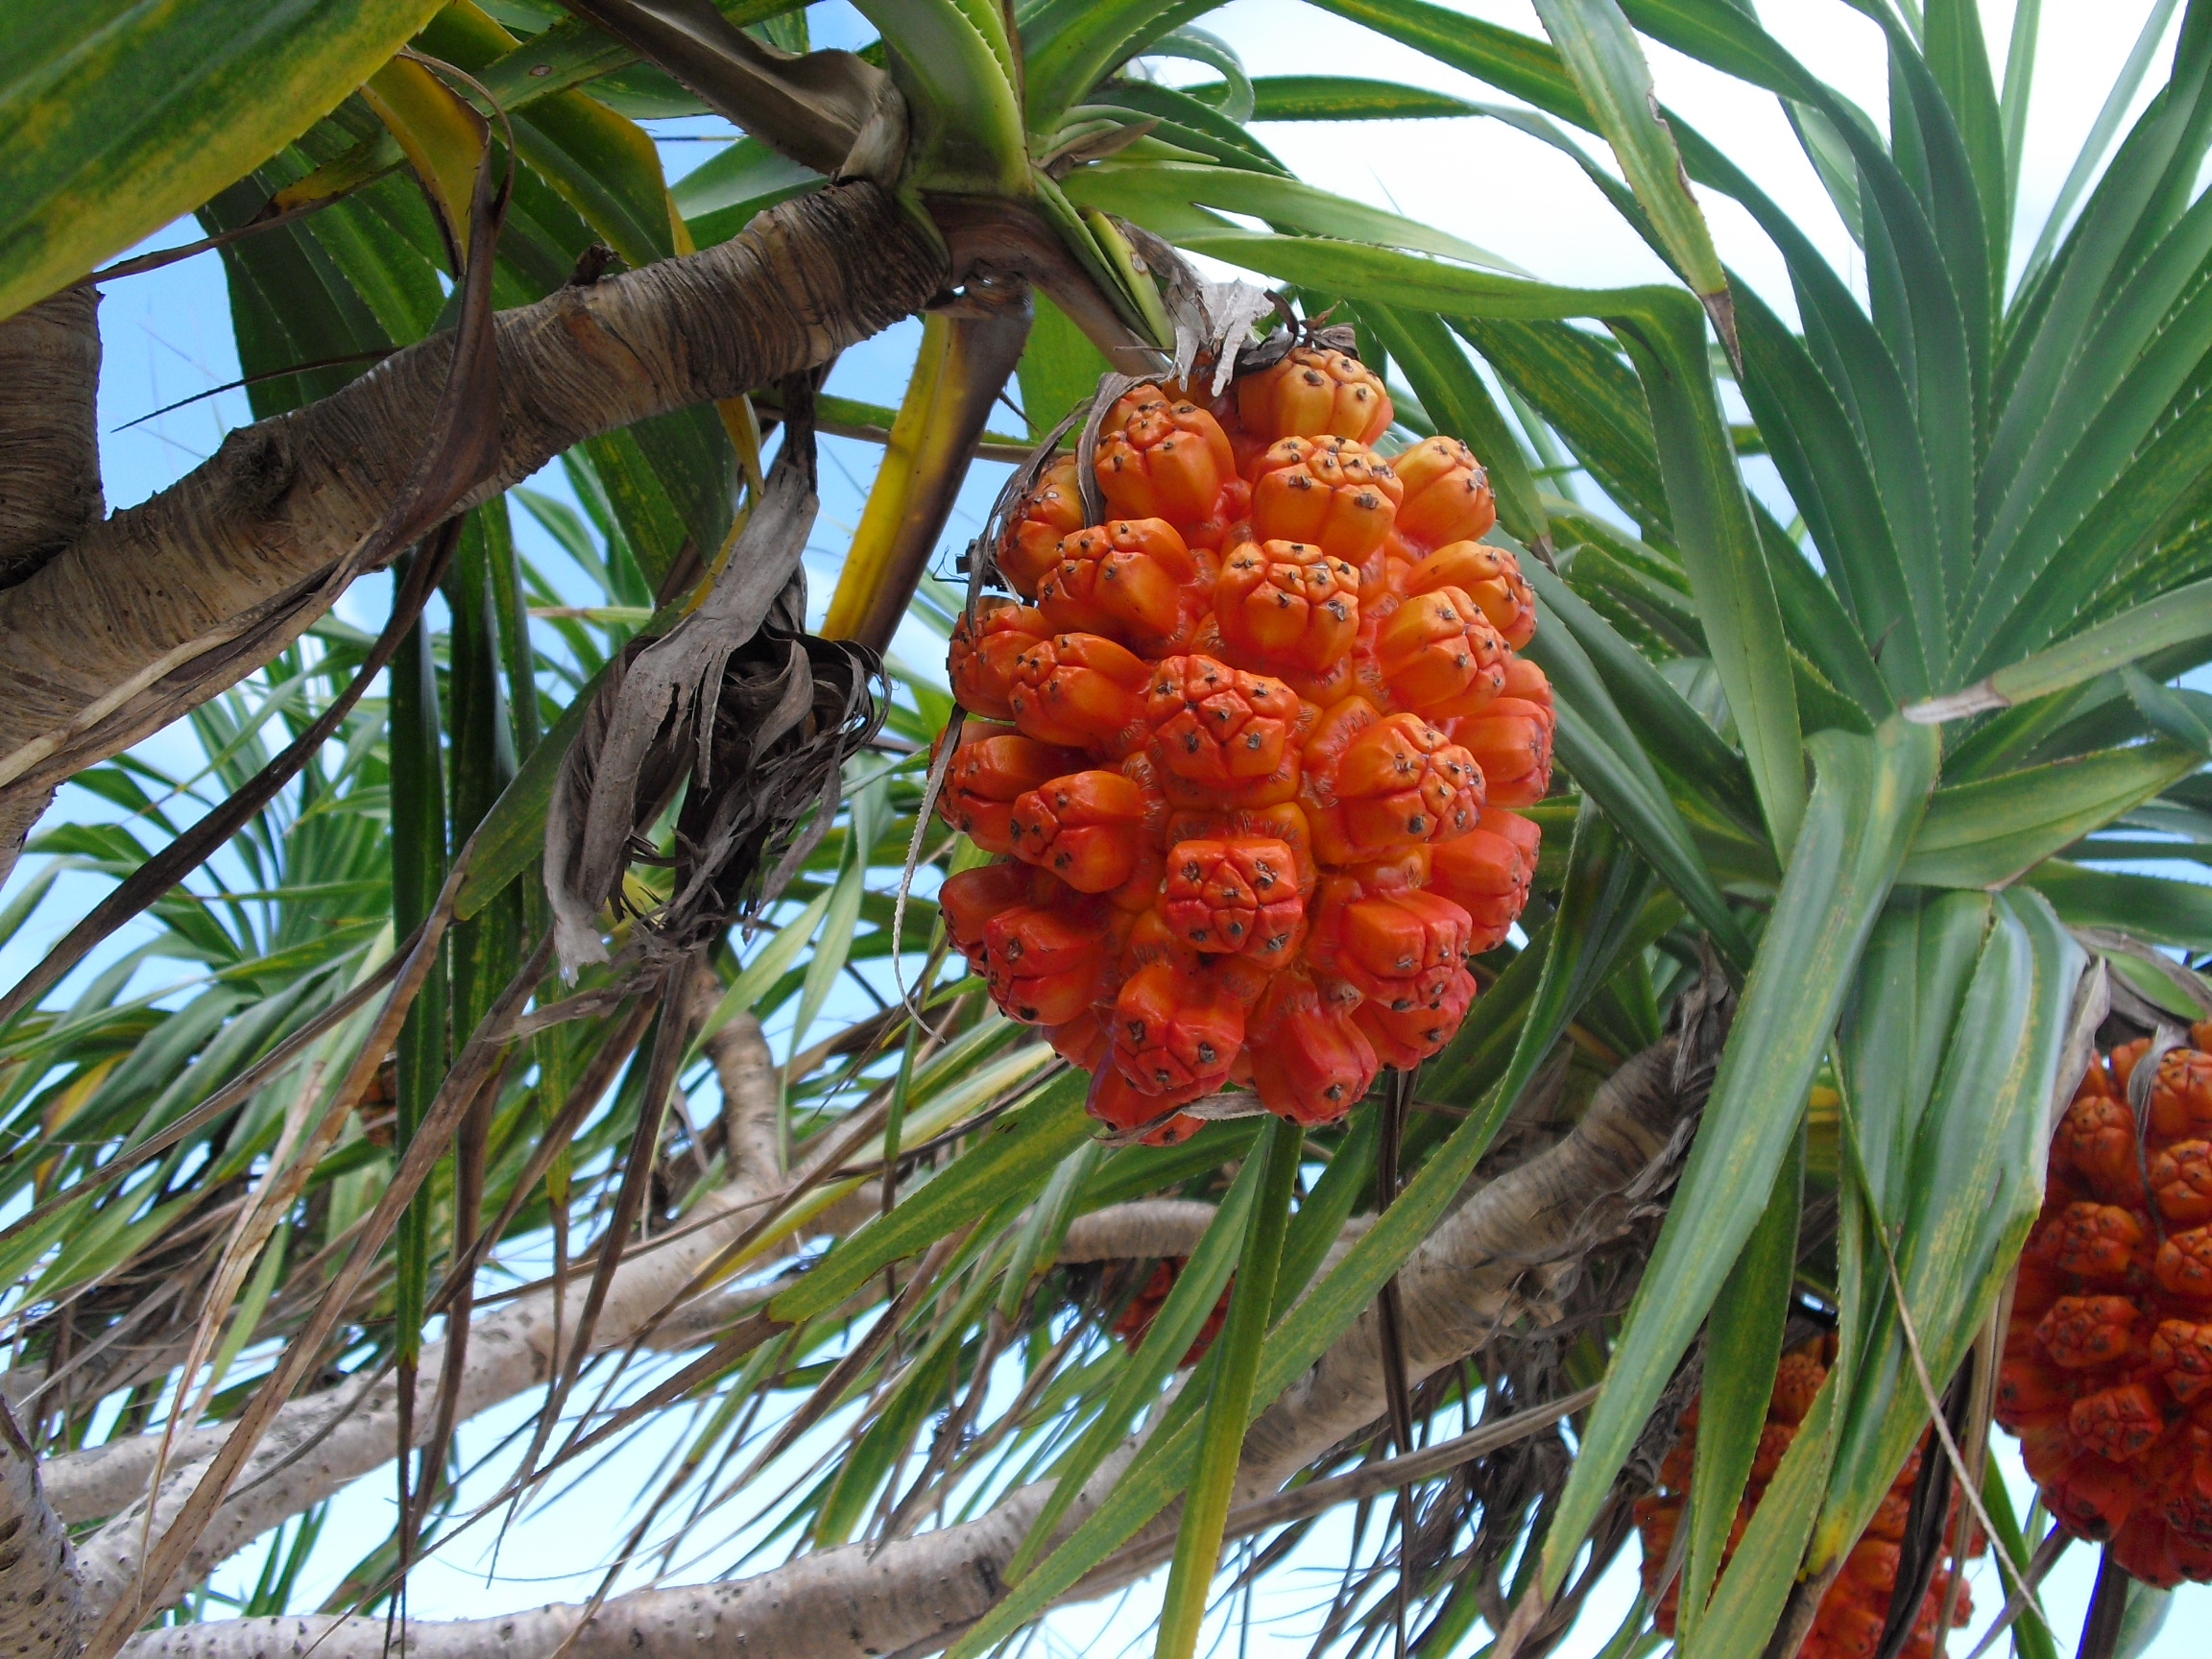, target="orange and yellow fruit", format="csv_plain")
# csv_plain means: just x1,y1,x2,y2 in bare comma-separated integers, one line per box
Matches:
1636,1335,1979,1659
941,348,1550,1138
1997,1028,2212,1586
